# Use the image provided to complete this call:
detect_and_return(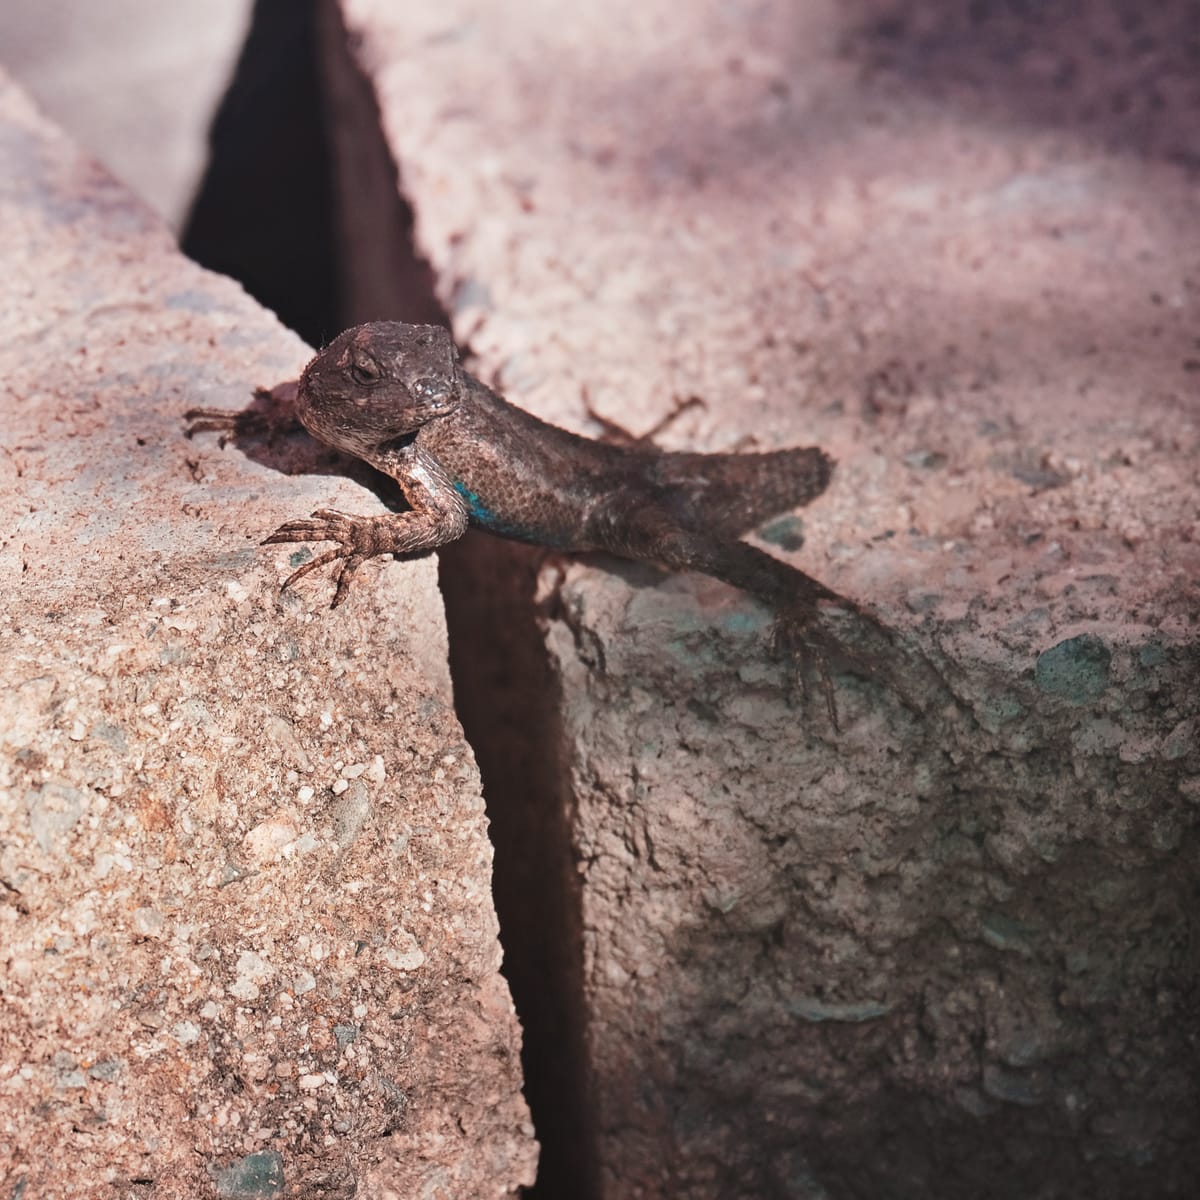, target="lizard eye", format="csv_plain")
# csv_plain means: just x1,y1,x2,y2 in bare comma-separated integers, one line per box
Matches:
348,358,381,386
